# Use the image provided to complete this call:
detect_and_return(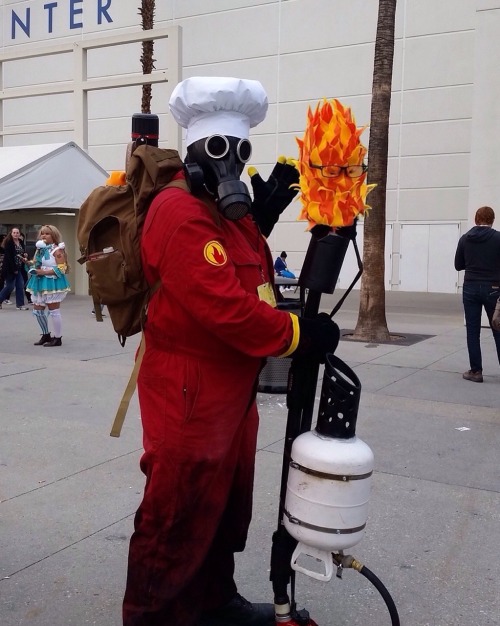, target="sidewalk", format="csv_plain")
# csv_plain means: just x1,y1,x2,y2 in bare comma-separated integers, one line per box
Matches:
0,292,499,626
